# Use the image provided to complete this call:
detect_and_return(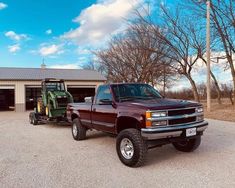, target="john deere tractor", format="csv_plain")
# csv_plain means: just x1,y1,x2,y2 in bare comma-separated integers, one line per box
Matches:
29,78,73,125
